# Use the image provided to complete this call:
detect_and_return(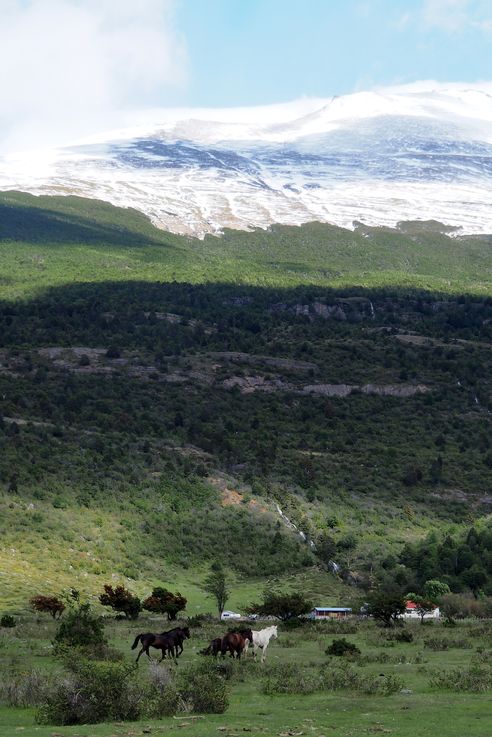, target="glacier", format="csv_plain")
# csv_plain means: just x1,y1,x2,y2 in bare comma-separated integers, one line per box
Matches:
1,82,492,237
